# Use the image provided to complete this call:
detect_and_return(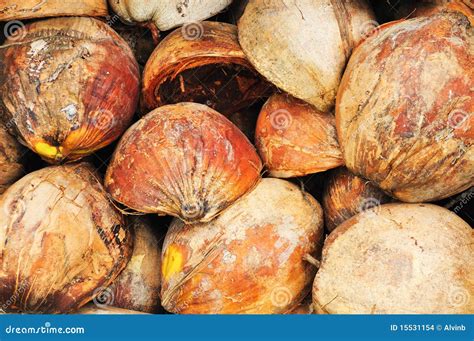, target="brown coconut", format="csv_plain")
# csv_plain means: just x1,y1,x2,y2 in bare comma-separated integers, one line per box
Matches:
238,0,375,112
105,103,262,223
0,163,132,313
142,21,273,116
161,178,324,314
0,0,108,21
255,93,343,178
397,0,473,23
336,12,473,202
0,17,139,163
0,128,25,194
76,304,147,314
322,167,392,232
313,203,473,314
109,0,232,31
108,216,164,313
